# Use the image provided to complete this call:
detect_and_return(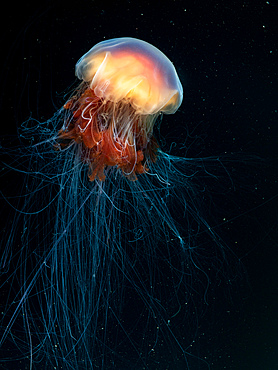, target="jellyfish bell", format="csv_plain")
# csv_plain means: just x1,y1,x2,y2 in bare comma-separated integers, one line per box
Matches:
75,37,183,114
59,37,183,181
